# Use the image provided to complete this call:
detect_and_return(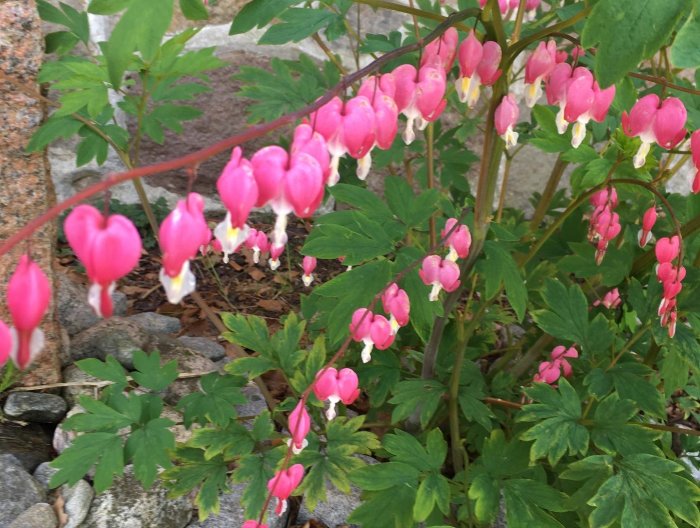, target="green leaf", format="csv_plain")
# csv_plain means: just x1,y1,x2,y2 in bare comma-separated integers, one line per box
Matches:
383,429,432,472
37,0,89,43
482,241,527,322
258,8,334,45
125,418,175,488
161,448,229,521
503,479,569,528
590,394,660,456
348,484,417,528
179,0,208,20
232,451,282,518
75,356,127,386
606,362,665,417
350,461,420,491
270,312,306,375
50,432,124,492
671,2,700,68
220,313,271,355
385,176,440,228
176,373,247,427
588,454,700,528
250,411,274,443
581,0,691,87
225,356,277,379
103,0,174,87
519,379,589,465
26,116,84,152
189,421,254,459
64,396,137,432
229,0,297,35
303,211,394,265
389,380,446,428
131,350,178,391
414,472,450,522
302,259,391,346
